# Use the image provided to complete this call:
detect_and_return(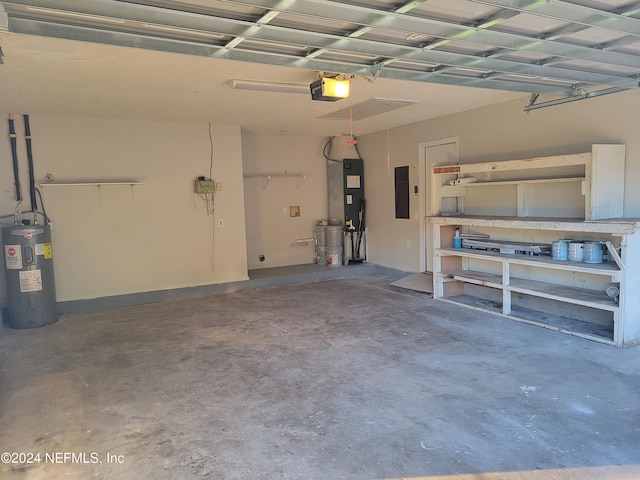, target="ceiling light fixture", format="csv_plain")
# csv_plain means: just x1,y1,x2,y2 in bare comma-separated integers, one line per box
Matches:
229,79,309,94
310,77,350,102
